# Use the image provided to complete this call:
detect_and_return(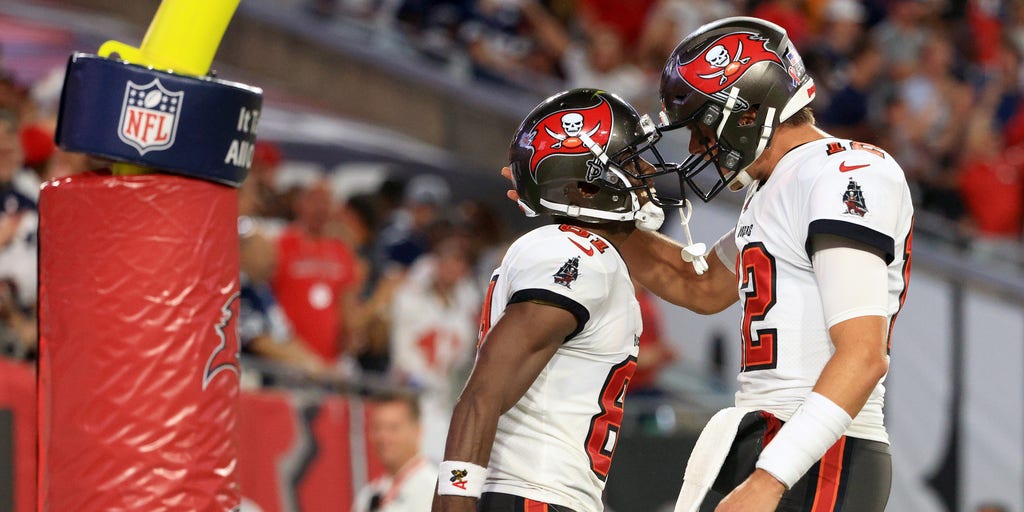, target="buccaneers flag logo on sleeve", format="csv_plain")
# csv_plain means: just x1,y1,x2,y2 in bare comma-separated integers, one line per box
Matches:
677,32,783,106
525,98,613,178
